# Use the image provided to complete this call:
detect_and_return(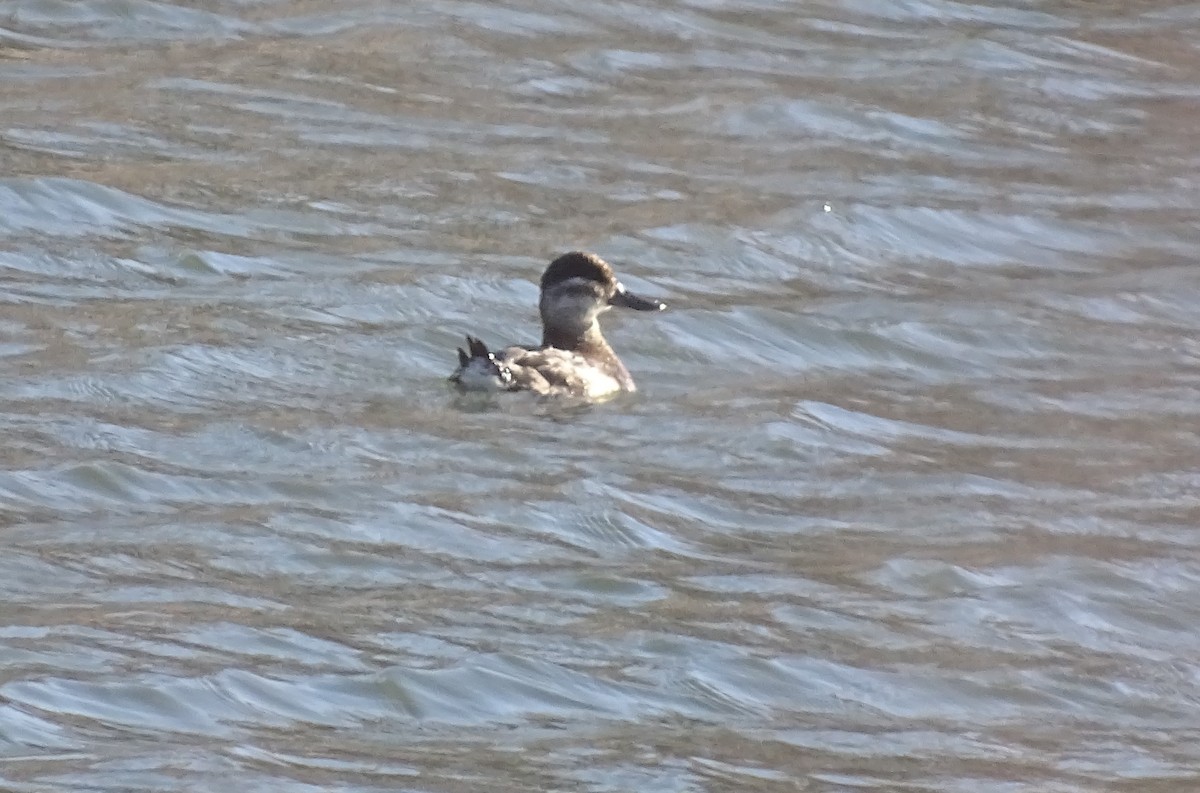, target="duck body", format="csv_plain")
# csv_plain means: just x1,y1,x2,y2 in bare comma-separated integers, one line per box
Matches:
450,252,665,398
